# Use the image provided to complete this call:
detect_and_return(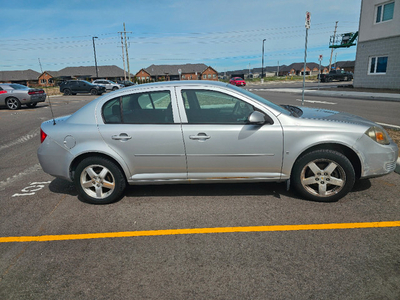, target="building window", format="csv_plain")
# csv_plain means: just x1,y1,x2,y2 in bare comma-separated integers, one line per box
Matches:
182,75,185,79
376,2,395,23
369,56,388,74
40,79,47,84
213,74,216,79
208,74,211,79
203,75,206,79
